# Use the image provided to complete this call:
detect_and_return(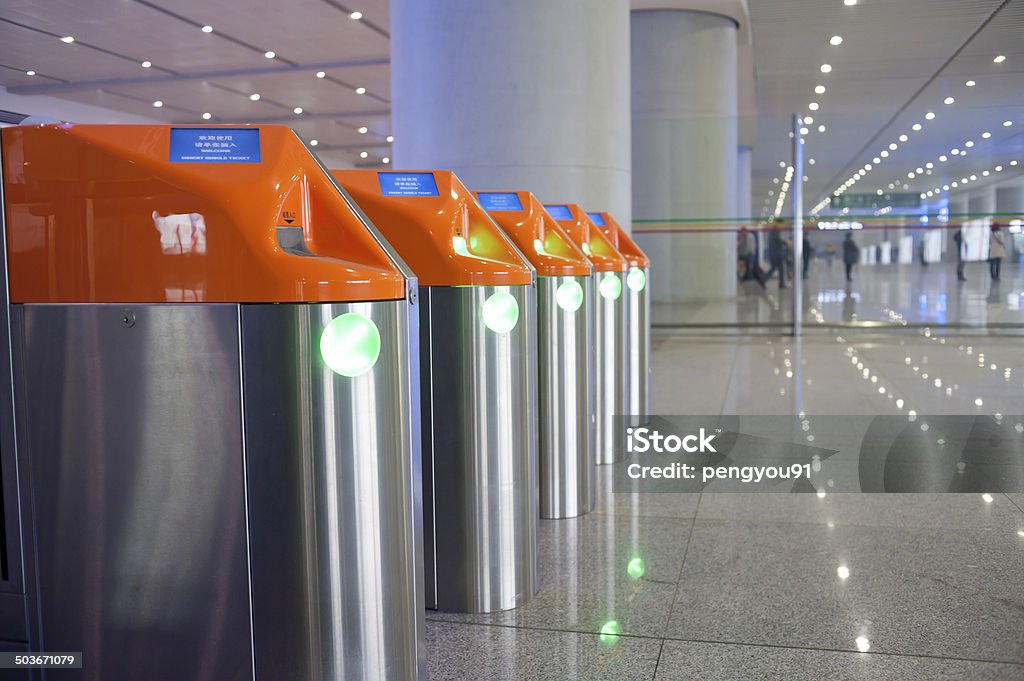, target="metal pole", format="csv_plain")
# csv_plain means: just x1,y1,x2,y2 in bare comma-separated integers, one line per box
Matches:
791,114,804,337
